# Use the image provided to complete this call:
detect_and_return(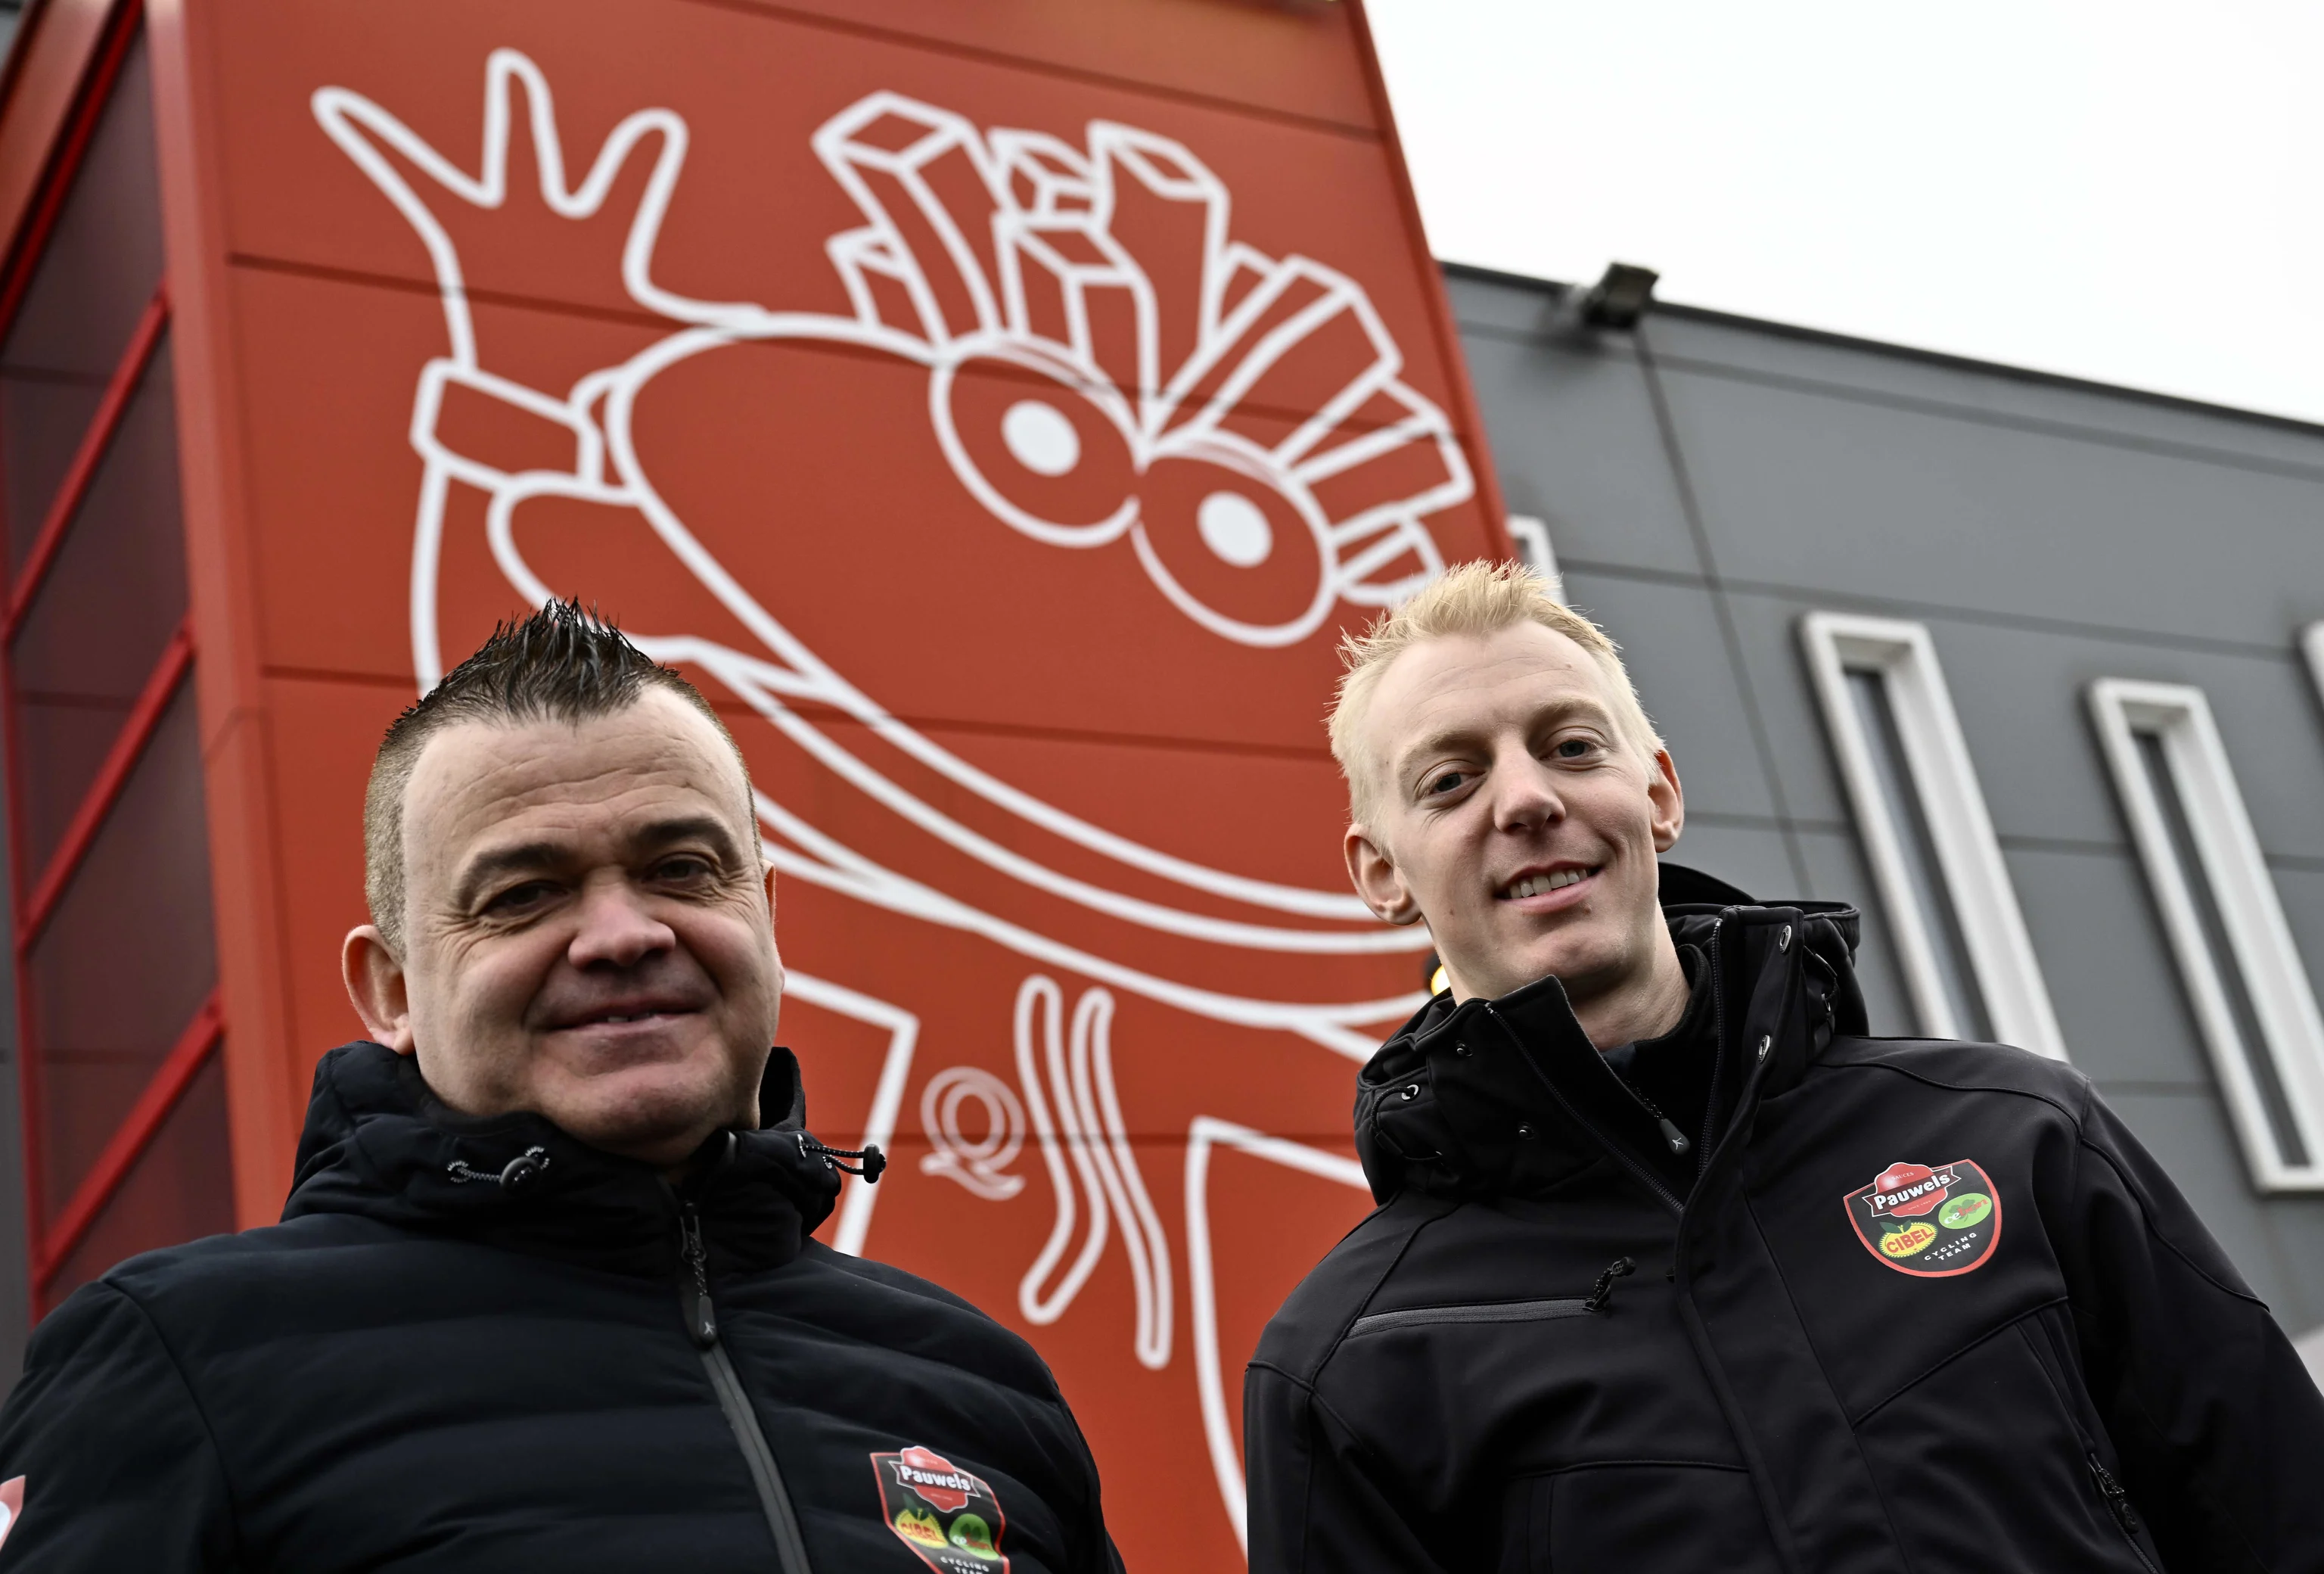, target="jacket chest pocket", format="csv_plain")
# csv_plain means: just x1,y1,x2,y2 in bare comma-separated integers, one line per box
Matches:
1502,1463,1783,1574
